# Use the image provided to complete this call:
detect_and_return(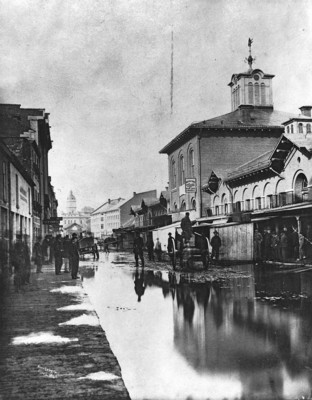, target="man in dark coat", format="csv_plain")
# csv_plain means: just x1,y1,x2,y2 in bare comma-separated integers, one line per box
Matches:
33,236,43,273
54,234,63,275
167,232,176,270
133,232,144,267
211,231,221,261
146,234,154,261
181,212,193,242
69,233,80,279
62,235,71,273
